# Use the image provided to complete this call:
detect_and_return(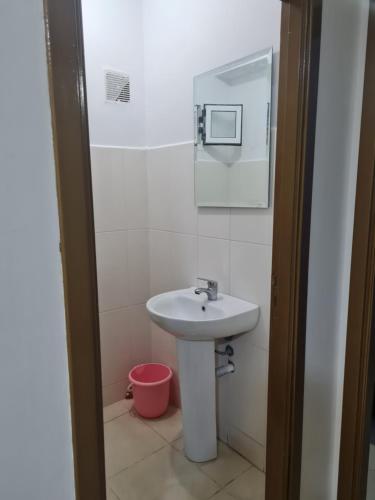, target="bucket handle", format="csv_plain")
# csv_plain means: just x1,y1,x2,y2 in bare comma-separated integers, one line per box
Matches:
125,383,133,400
